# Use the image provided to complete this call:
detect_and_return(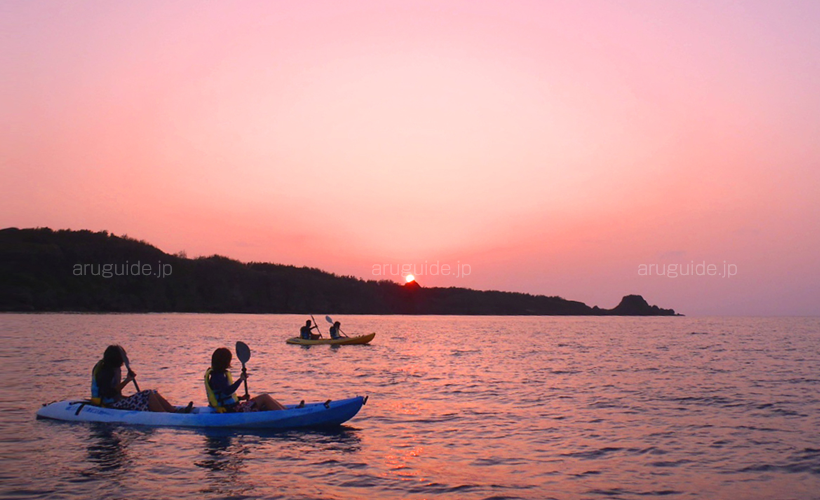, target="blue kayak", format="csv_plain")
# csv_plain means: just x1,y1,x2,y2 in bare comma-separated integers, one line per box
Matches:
36,396,367,429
